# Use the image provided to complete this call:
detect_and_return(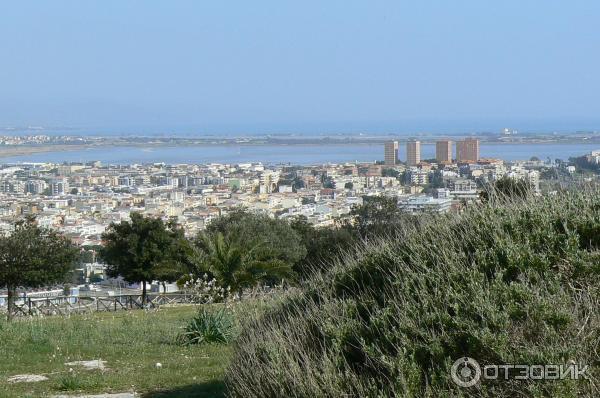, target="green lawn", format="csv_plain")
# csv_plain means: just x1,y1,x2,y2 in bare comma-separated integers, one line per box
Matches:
0,306,233,397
